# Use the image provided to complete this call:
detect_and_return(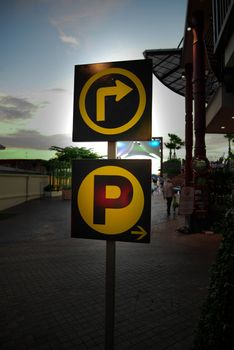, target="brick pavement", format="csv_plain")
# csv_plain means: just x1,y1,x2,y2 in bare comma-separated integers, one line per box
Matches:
0,193,221,349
